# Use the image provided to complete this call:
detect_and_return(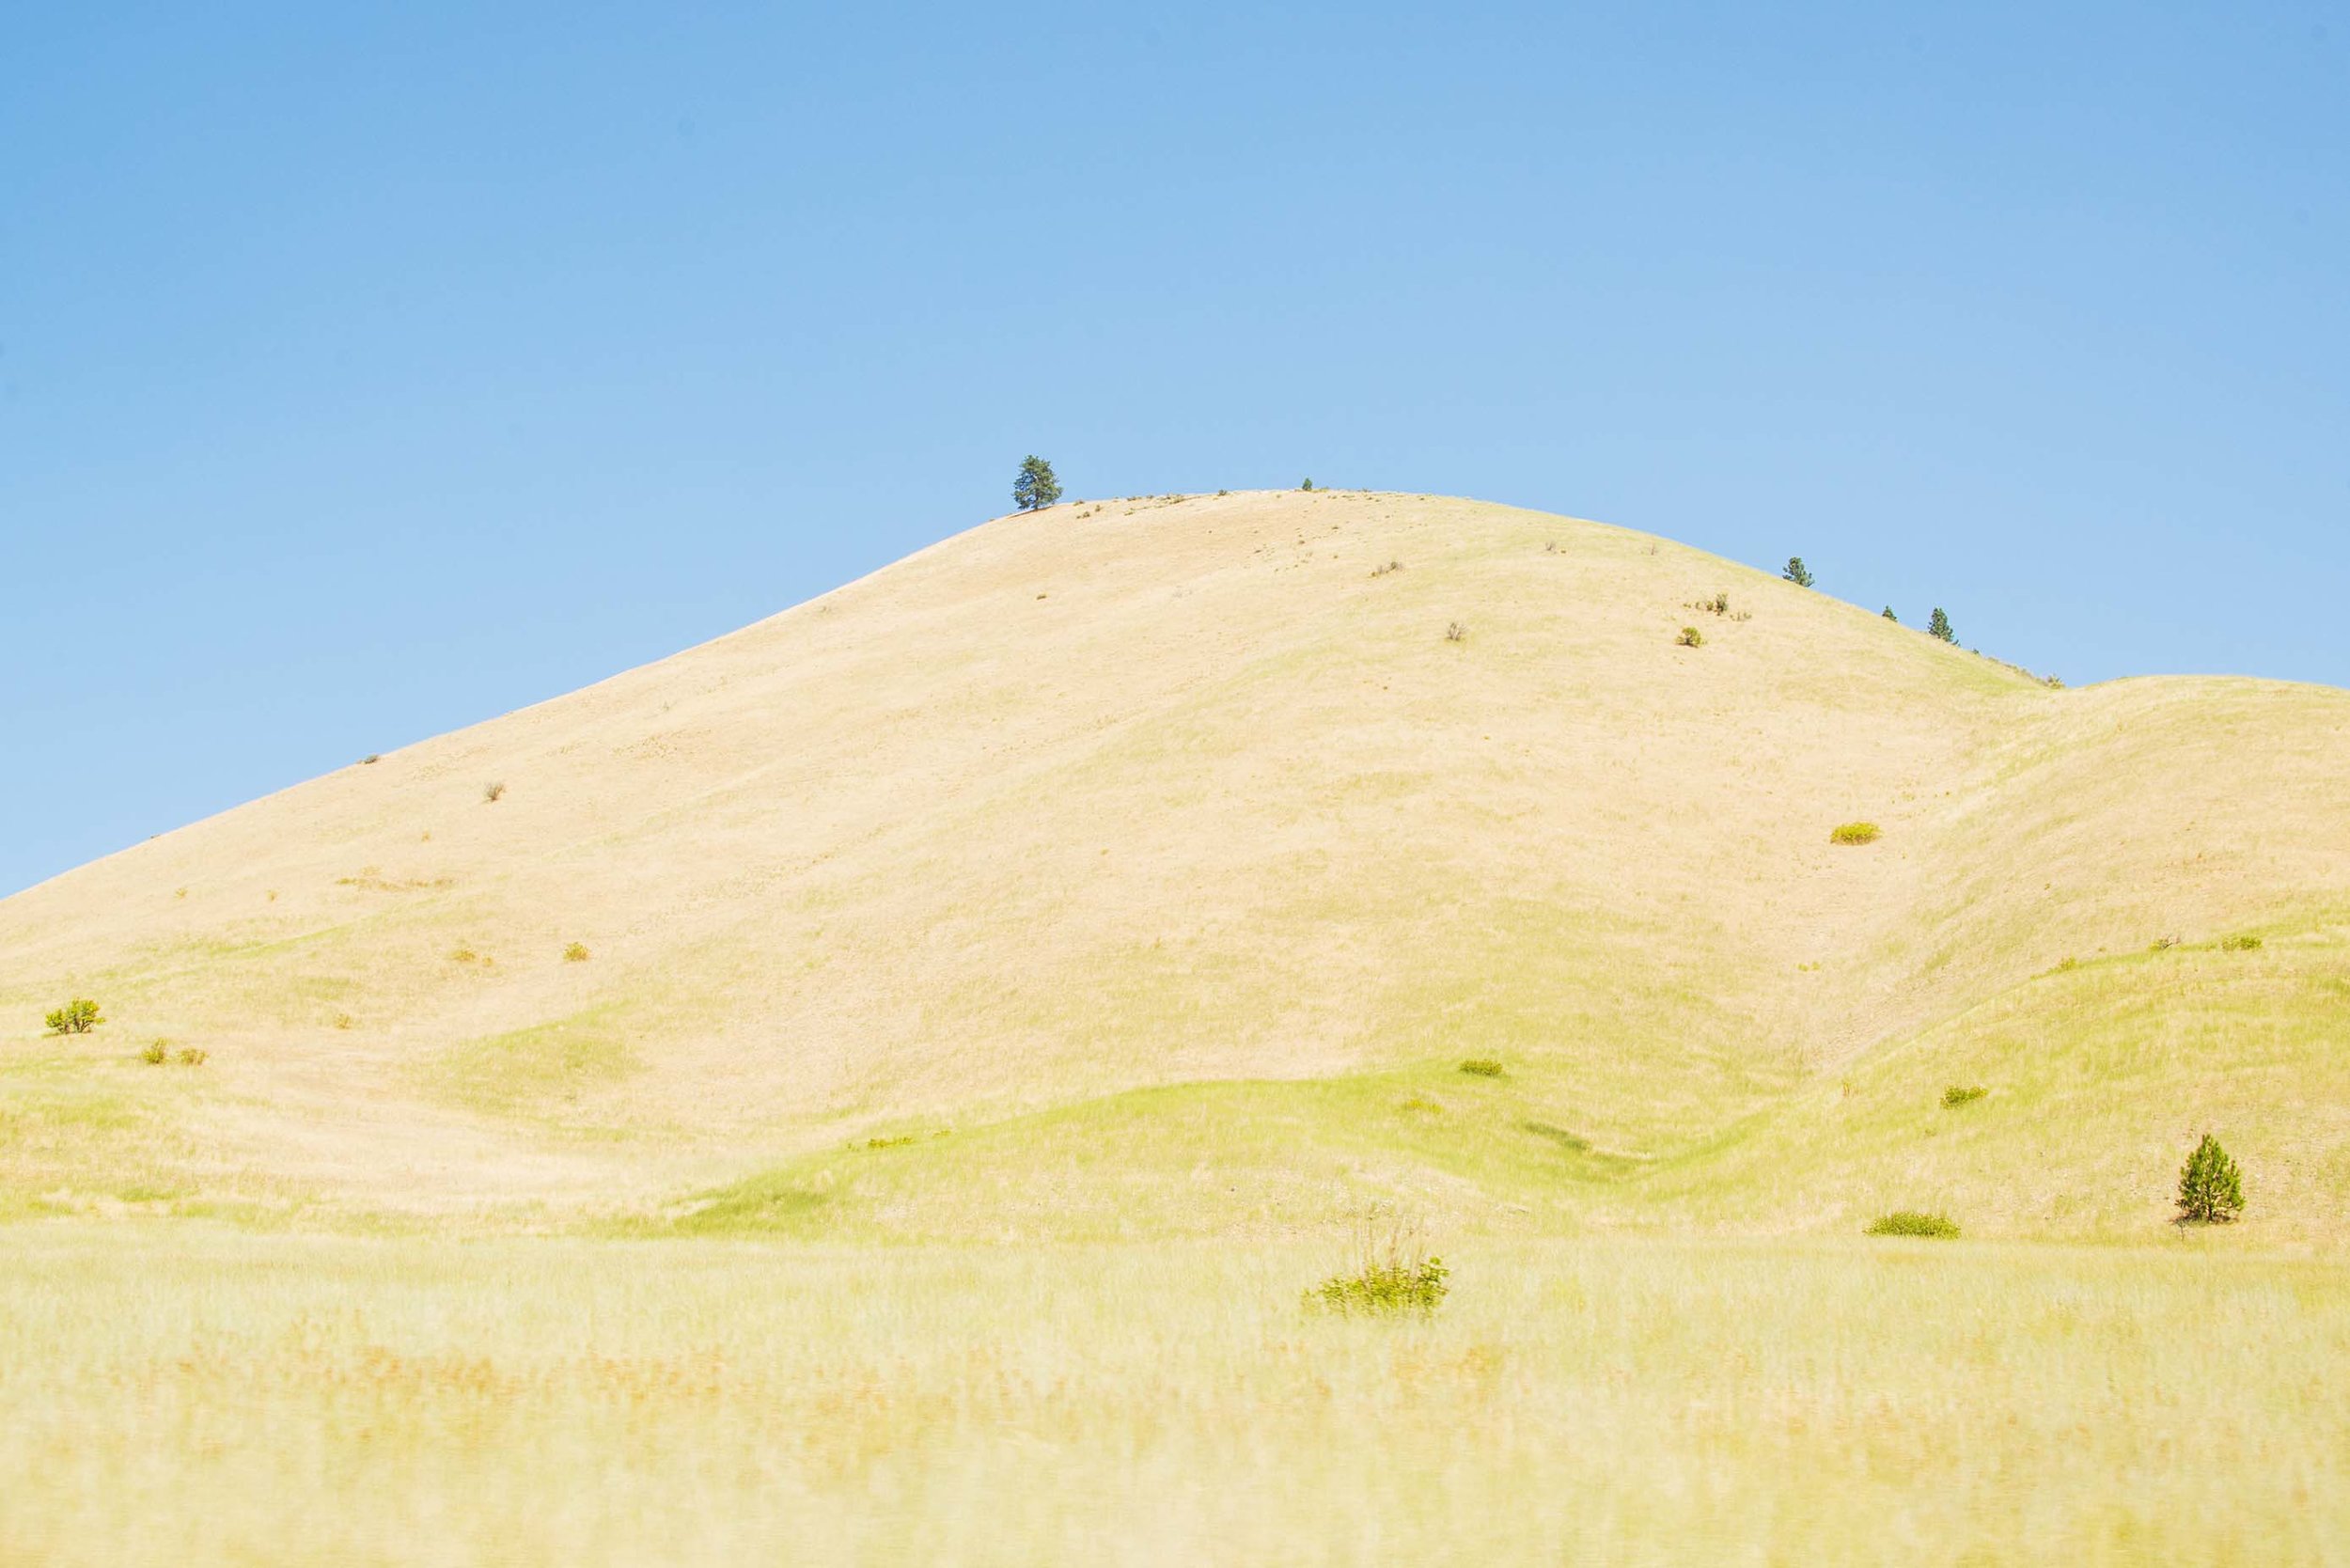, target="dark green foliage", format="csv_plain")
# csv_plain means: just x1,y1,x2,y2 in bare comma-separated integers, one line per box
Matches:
2176,1134,2245,1224
1881,606,1898,622
1300,478,1315,492
1783,557,1815,588
2219,934,2264,951
45,999,102,1035
1928,607,1956,643
1457,1058,1504,1077
1941,1084,1987,1107
1012,455,1062,512
1866,1211,1961,1238
1676,625,1704,648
